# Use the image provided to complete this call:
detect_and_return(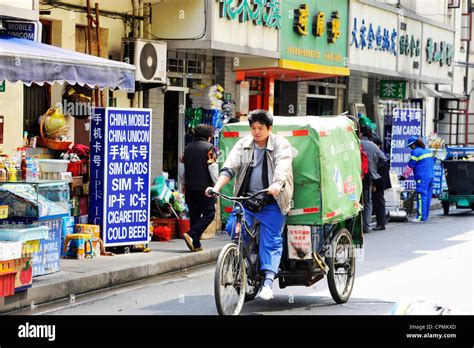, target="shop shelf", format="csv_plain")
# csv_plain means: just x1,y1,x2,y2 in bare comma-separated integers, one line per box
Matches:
0,225,49,242
0,241,22,261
